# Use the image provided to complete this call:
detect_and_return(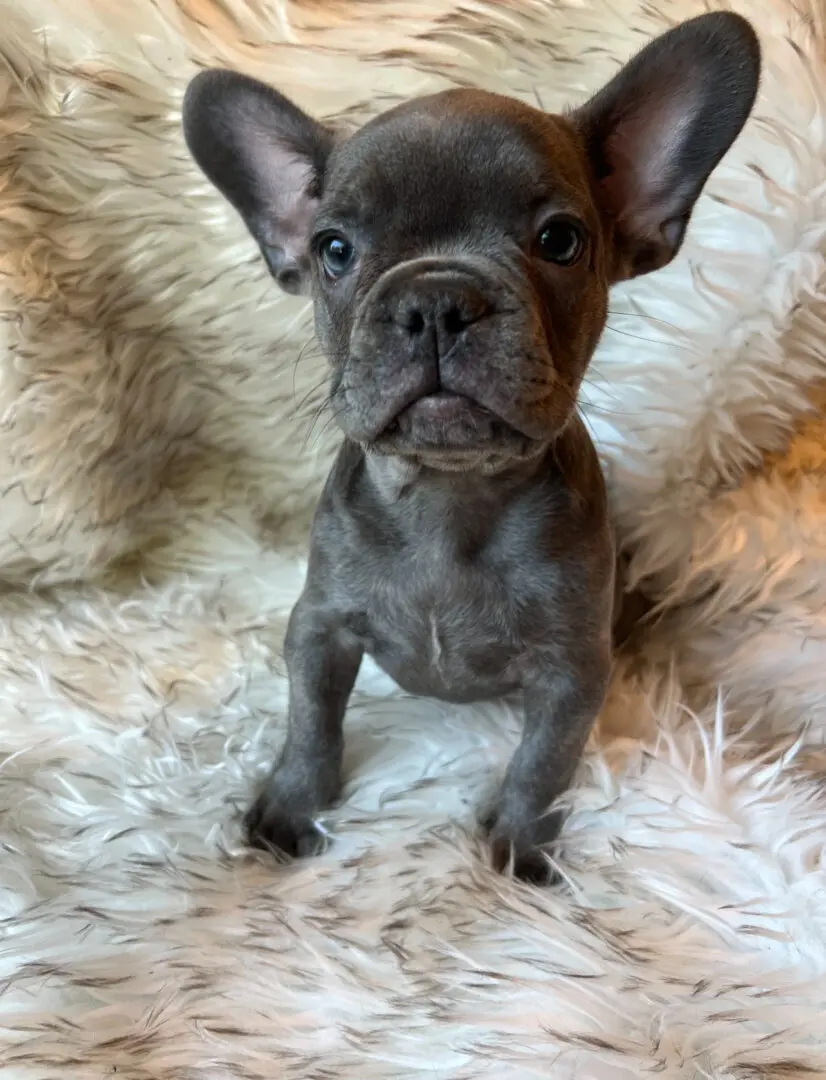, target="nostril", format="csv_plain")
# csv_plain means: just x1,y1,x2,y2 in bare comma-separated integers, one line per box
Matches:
443,306,467,337
389,284,490,338
405,310,426,335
